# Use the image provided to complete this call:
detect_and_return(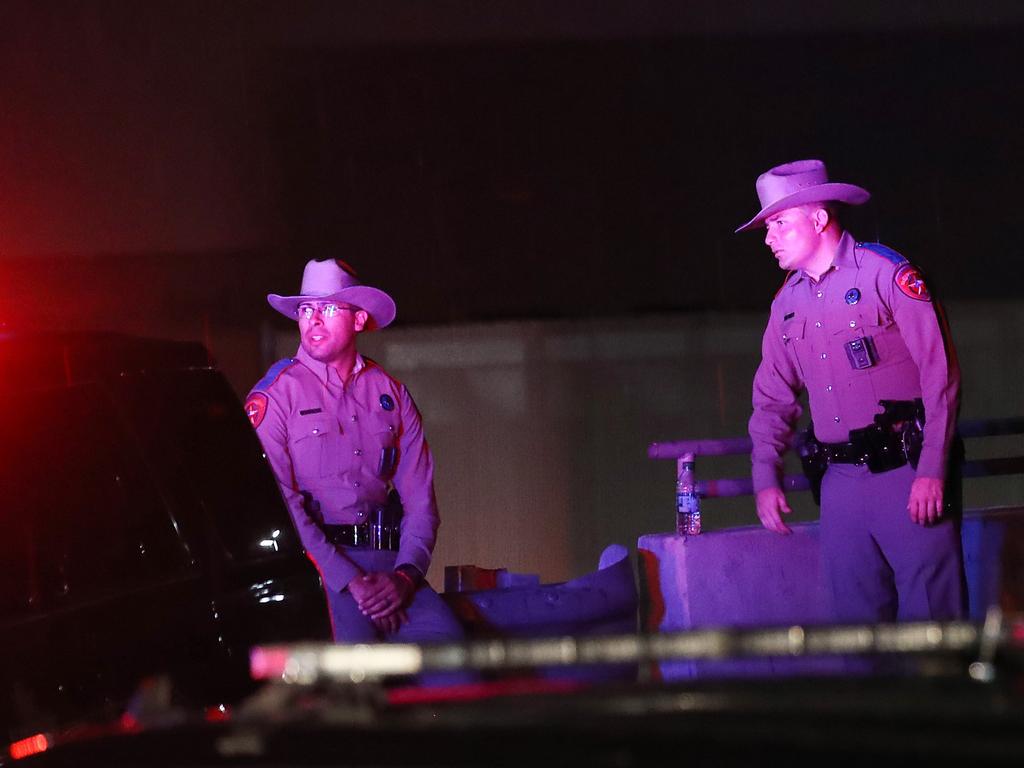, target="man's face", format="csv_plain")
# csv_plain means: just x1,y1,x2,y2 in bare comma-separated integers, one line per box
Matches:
297,302,369,365
763,206,820,272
